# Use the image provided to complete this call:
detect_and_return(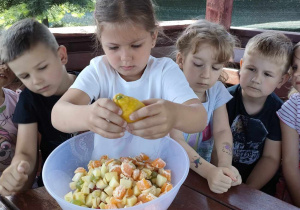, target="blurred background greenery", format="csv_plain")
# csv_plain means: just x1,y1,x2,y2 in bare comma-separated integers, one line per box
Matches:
0,0,299,32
